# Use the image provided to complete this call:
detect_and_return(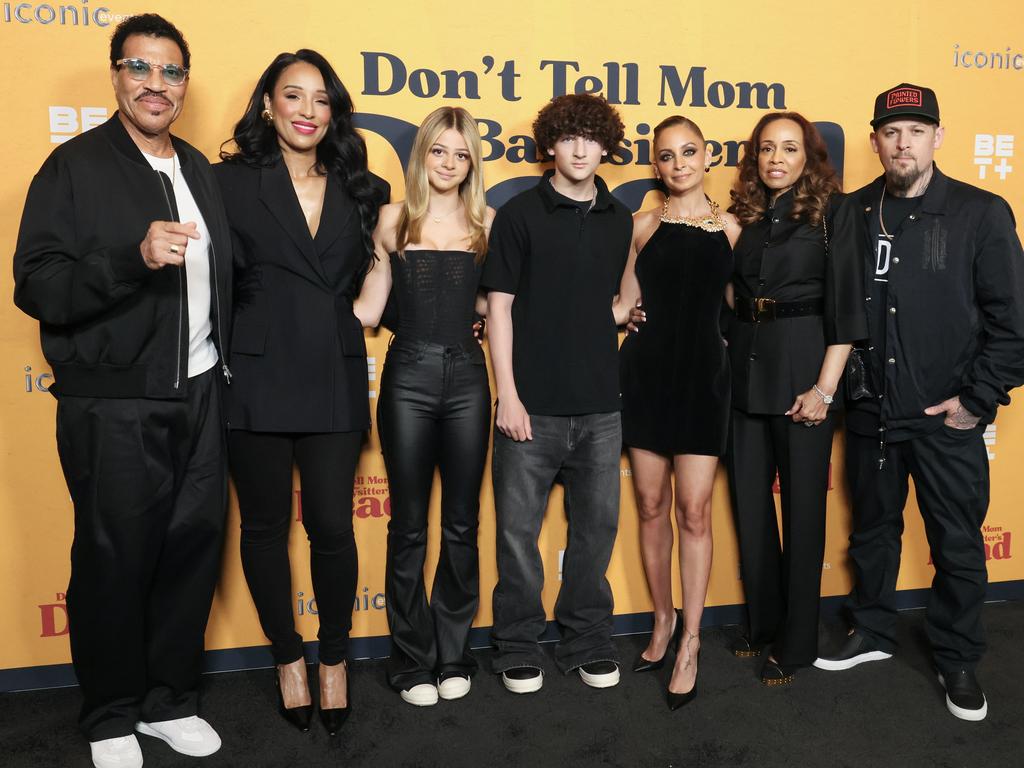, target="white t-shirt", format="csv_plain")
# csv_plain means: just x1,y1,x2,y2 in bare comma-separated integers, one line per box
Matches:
142,152,219,378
